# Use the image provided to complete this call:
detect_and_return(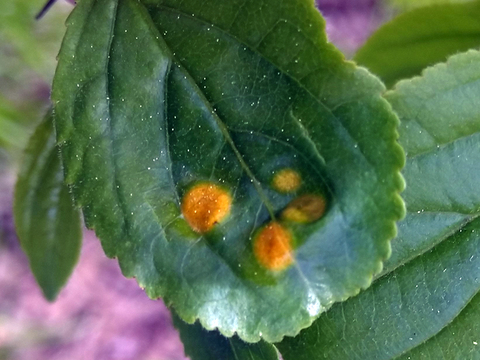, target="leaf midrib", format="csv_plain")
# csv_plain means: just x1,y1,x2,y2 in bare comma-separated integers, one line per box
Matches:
134,0,279,220
170,51,278,219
